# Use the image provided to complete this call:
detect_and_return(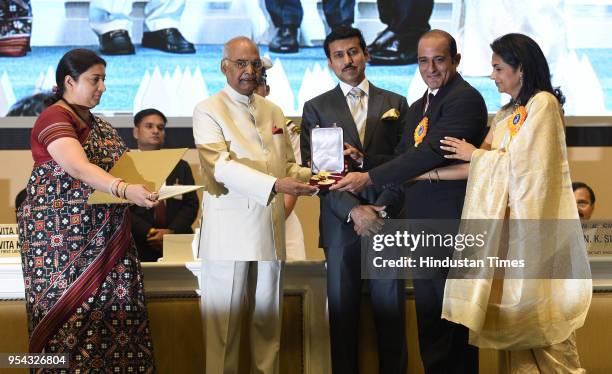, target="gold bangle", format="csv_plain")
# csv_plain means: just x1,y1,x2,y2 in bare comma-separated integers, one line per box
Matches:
122,183,130,200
